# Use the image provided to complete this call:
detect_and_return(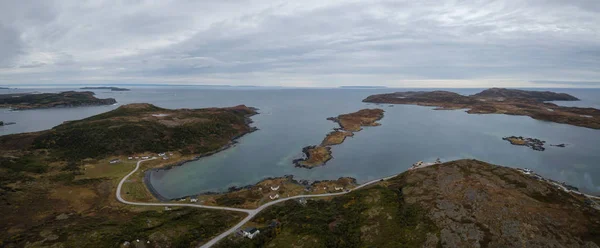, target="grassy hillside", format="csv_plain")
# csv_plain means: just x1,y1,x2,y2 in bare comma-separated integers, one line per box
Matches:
0,103,257,247
2,103,257,161
217,160,600,248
